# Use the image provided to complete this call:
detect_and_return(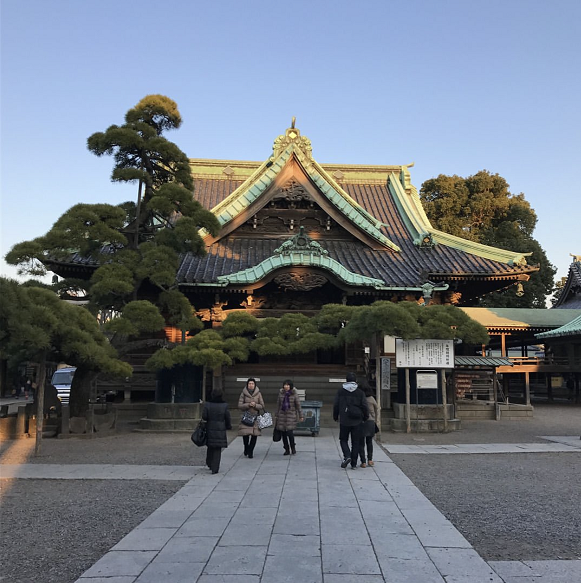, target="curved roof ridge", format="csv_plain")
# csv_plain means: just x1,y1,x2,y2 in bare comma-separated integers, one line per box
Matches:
387,171,431,239
291,148,400,251
216,250,386,288
429,229,532,266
